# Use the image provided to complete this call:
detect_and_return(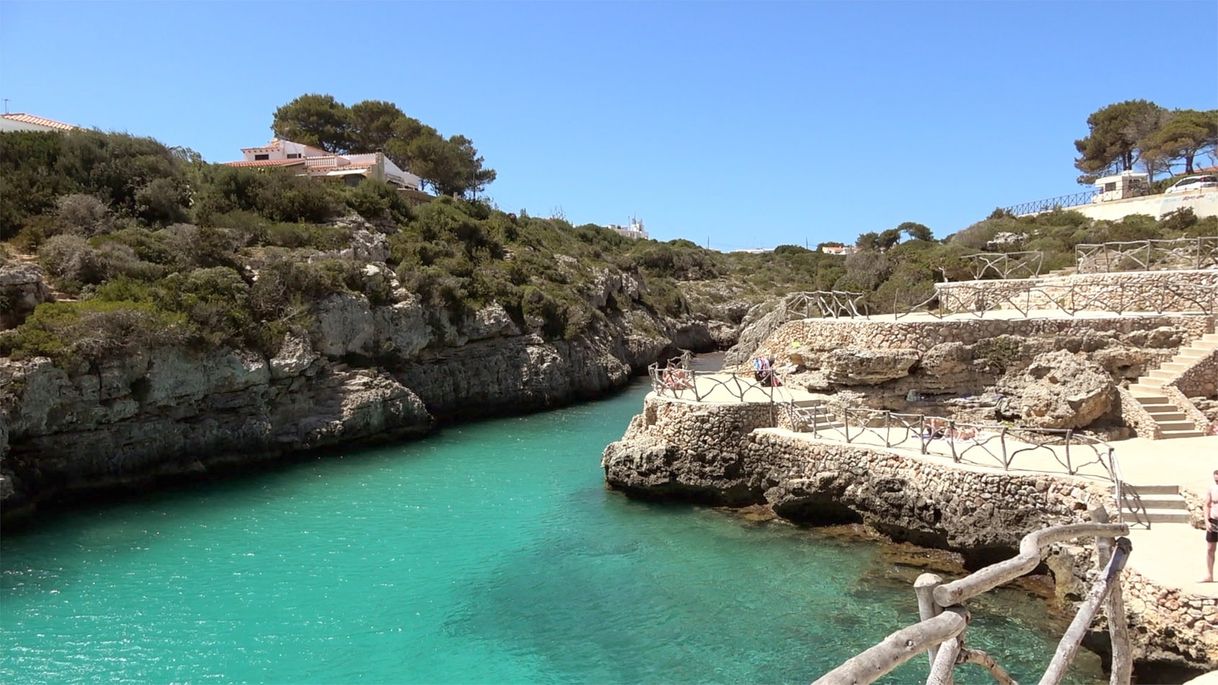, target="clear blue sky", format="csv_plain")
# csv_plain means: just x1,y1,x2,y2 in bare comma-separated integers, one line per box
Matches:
2,1,1215,250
